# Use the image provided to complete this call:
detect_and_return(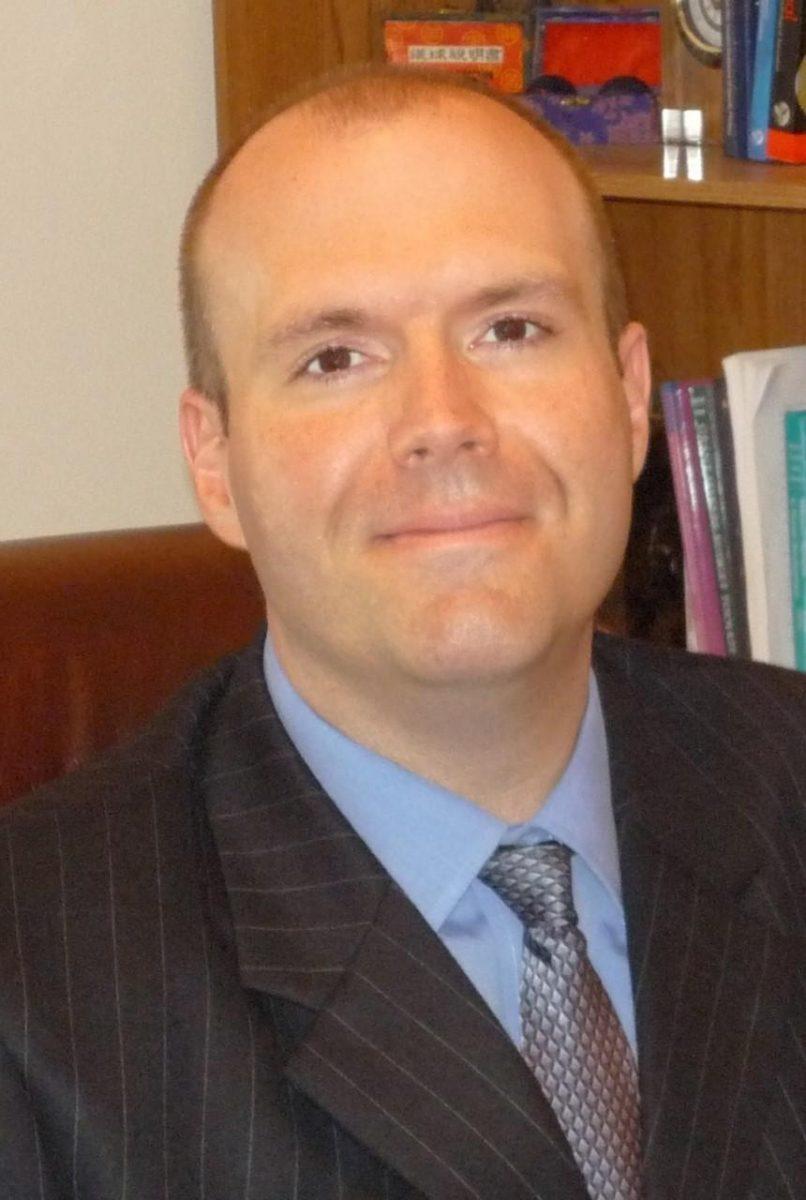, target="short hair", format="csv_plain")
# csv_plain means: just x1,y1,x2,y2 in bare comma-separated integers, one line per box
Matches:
179,65,629,420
